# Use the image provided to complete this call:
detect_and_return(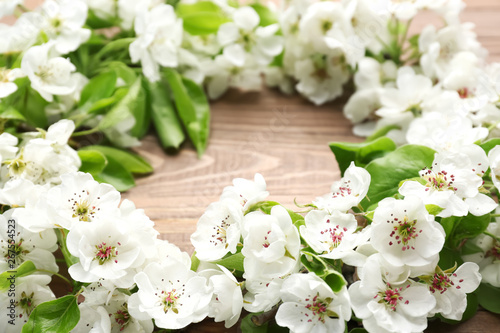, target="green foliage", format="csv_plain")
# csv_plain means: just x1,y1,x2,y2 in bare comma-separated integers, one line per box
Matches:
80,145,152,191
0,261,36,291
479,139,500,155
78,71,117,111
361,144,435,209
22,295,80,333
145,80,185,149
240,312,269,333
476,283,500,313
329,136,396,176
441,213,491,249
164,69,210,157
77,150,107,175
213,252,245,272
250,4,278,27
176,1,230,35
